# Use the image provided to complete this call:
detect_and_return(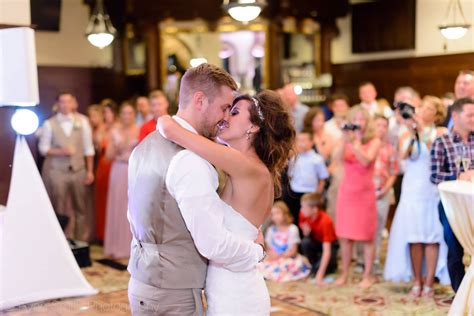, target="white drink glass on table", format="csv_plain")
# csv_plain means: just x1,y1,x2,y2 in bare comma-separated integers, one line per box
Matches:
454,143,463,176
